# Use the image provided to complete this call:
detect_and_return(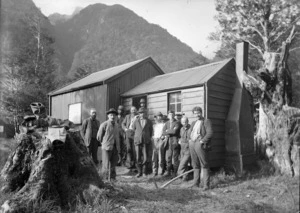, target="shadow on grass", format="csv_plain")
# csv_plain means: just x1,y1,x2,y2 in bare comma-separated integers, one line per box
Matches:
210,160,279,189
113,183,211,205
